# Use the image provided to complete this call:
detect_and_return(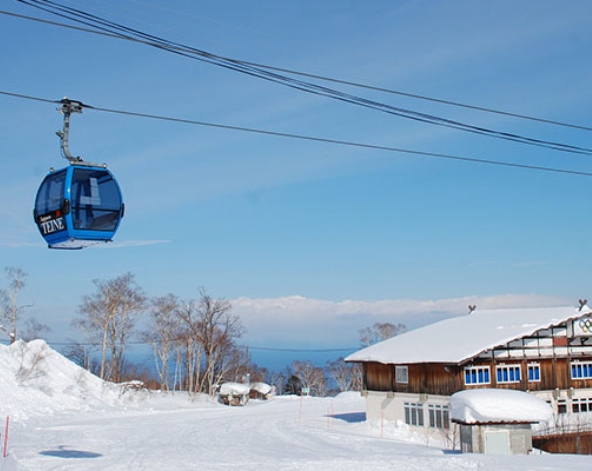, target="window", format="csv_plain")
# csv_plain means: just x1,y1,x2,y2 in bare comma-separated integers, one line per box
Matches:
557,399,567,415
572,397,592,413
571,362,592,379
404,402,424,426
395,366,409,384
35,169,66,215
527,363,541,382
71,168,122,231
496,365,521,384
464,366,490,385
428,404,449,429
